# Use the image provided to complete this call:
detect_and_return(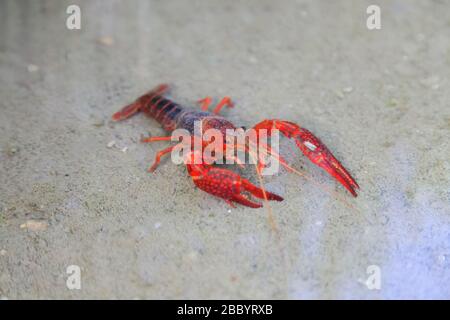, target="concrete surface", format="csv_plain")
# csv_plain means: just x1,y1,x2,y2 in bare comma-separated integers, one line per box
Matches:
0,0,449,299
